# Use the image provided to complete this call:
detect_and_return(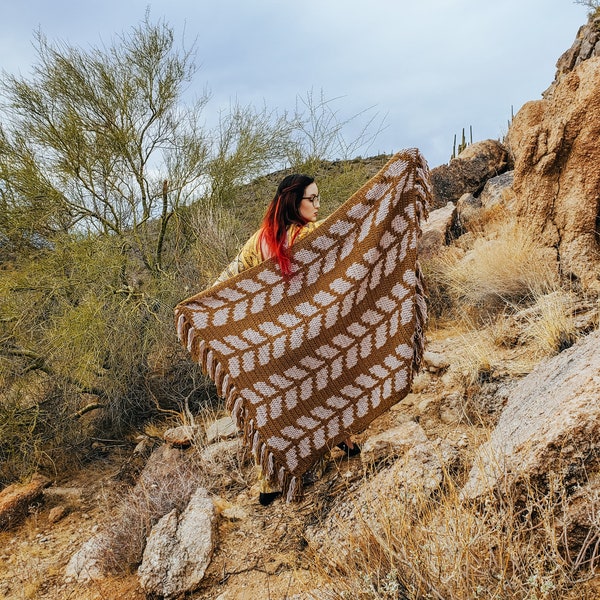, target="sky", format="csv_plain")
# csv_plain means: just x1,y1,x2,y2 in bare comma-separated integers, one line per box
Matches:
0,0,588,168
